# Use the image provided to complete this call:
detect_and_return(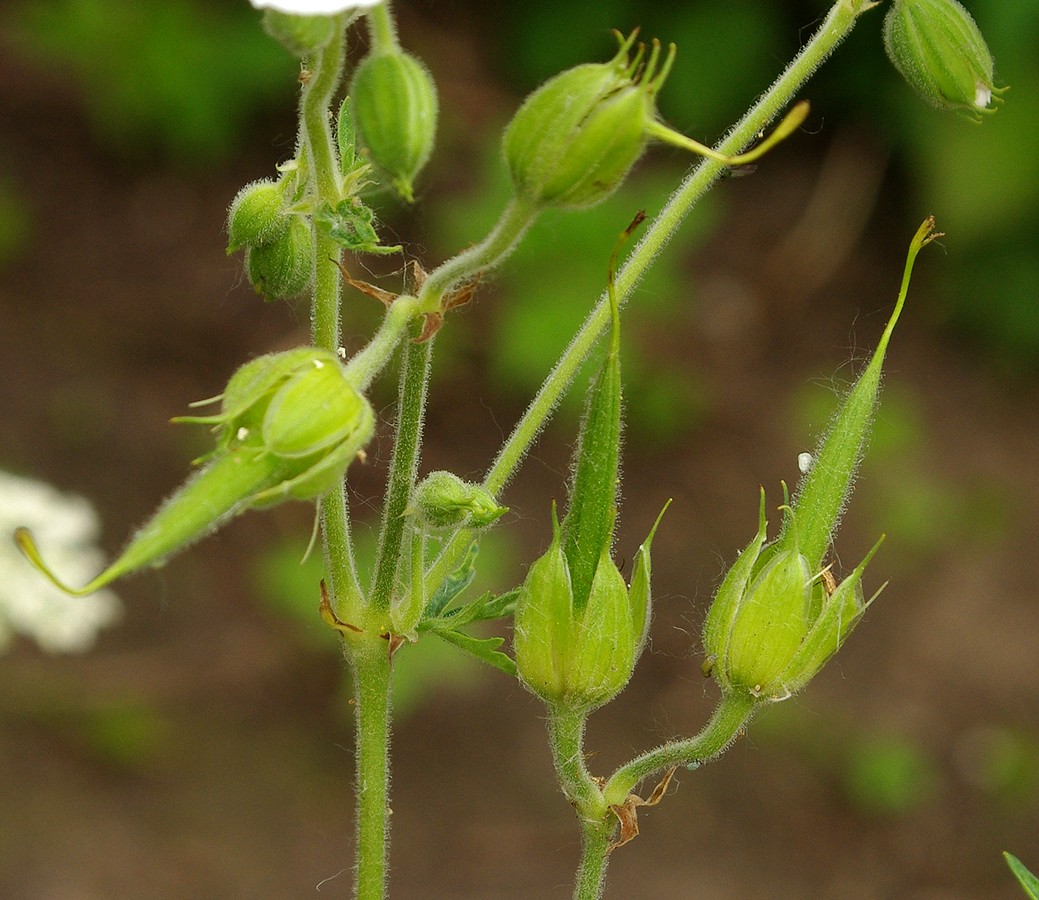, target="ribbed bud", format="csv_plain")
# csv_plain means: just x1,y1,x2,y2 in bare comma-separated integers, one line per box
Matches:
503,31,673,209
702,495,880,702
514,510,643,712
883,0,1001,118
350,50,438,201
227,180,287,254
244,215,314,300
